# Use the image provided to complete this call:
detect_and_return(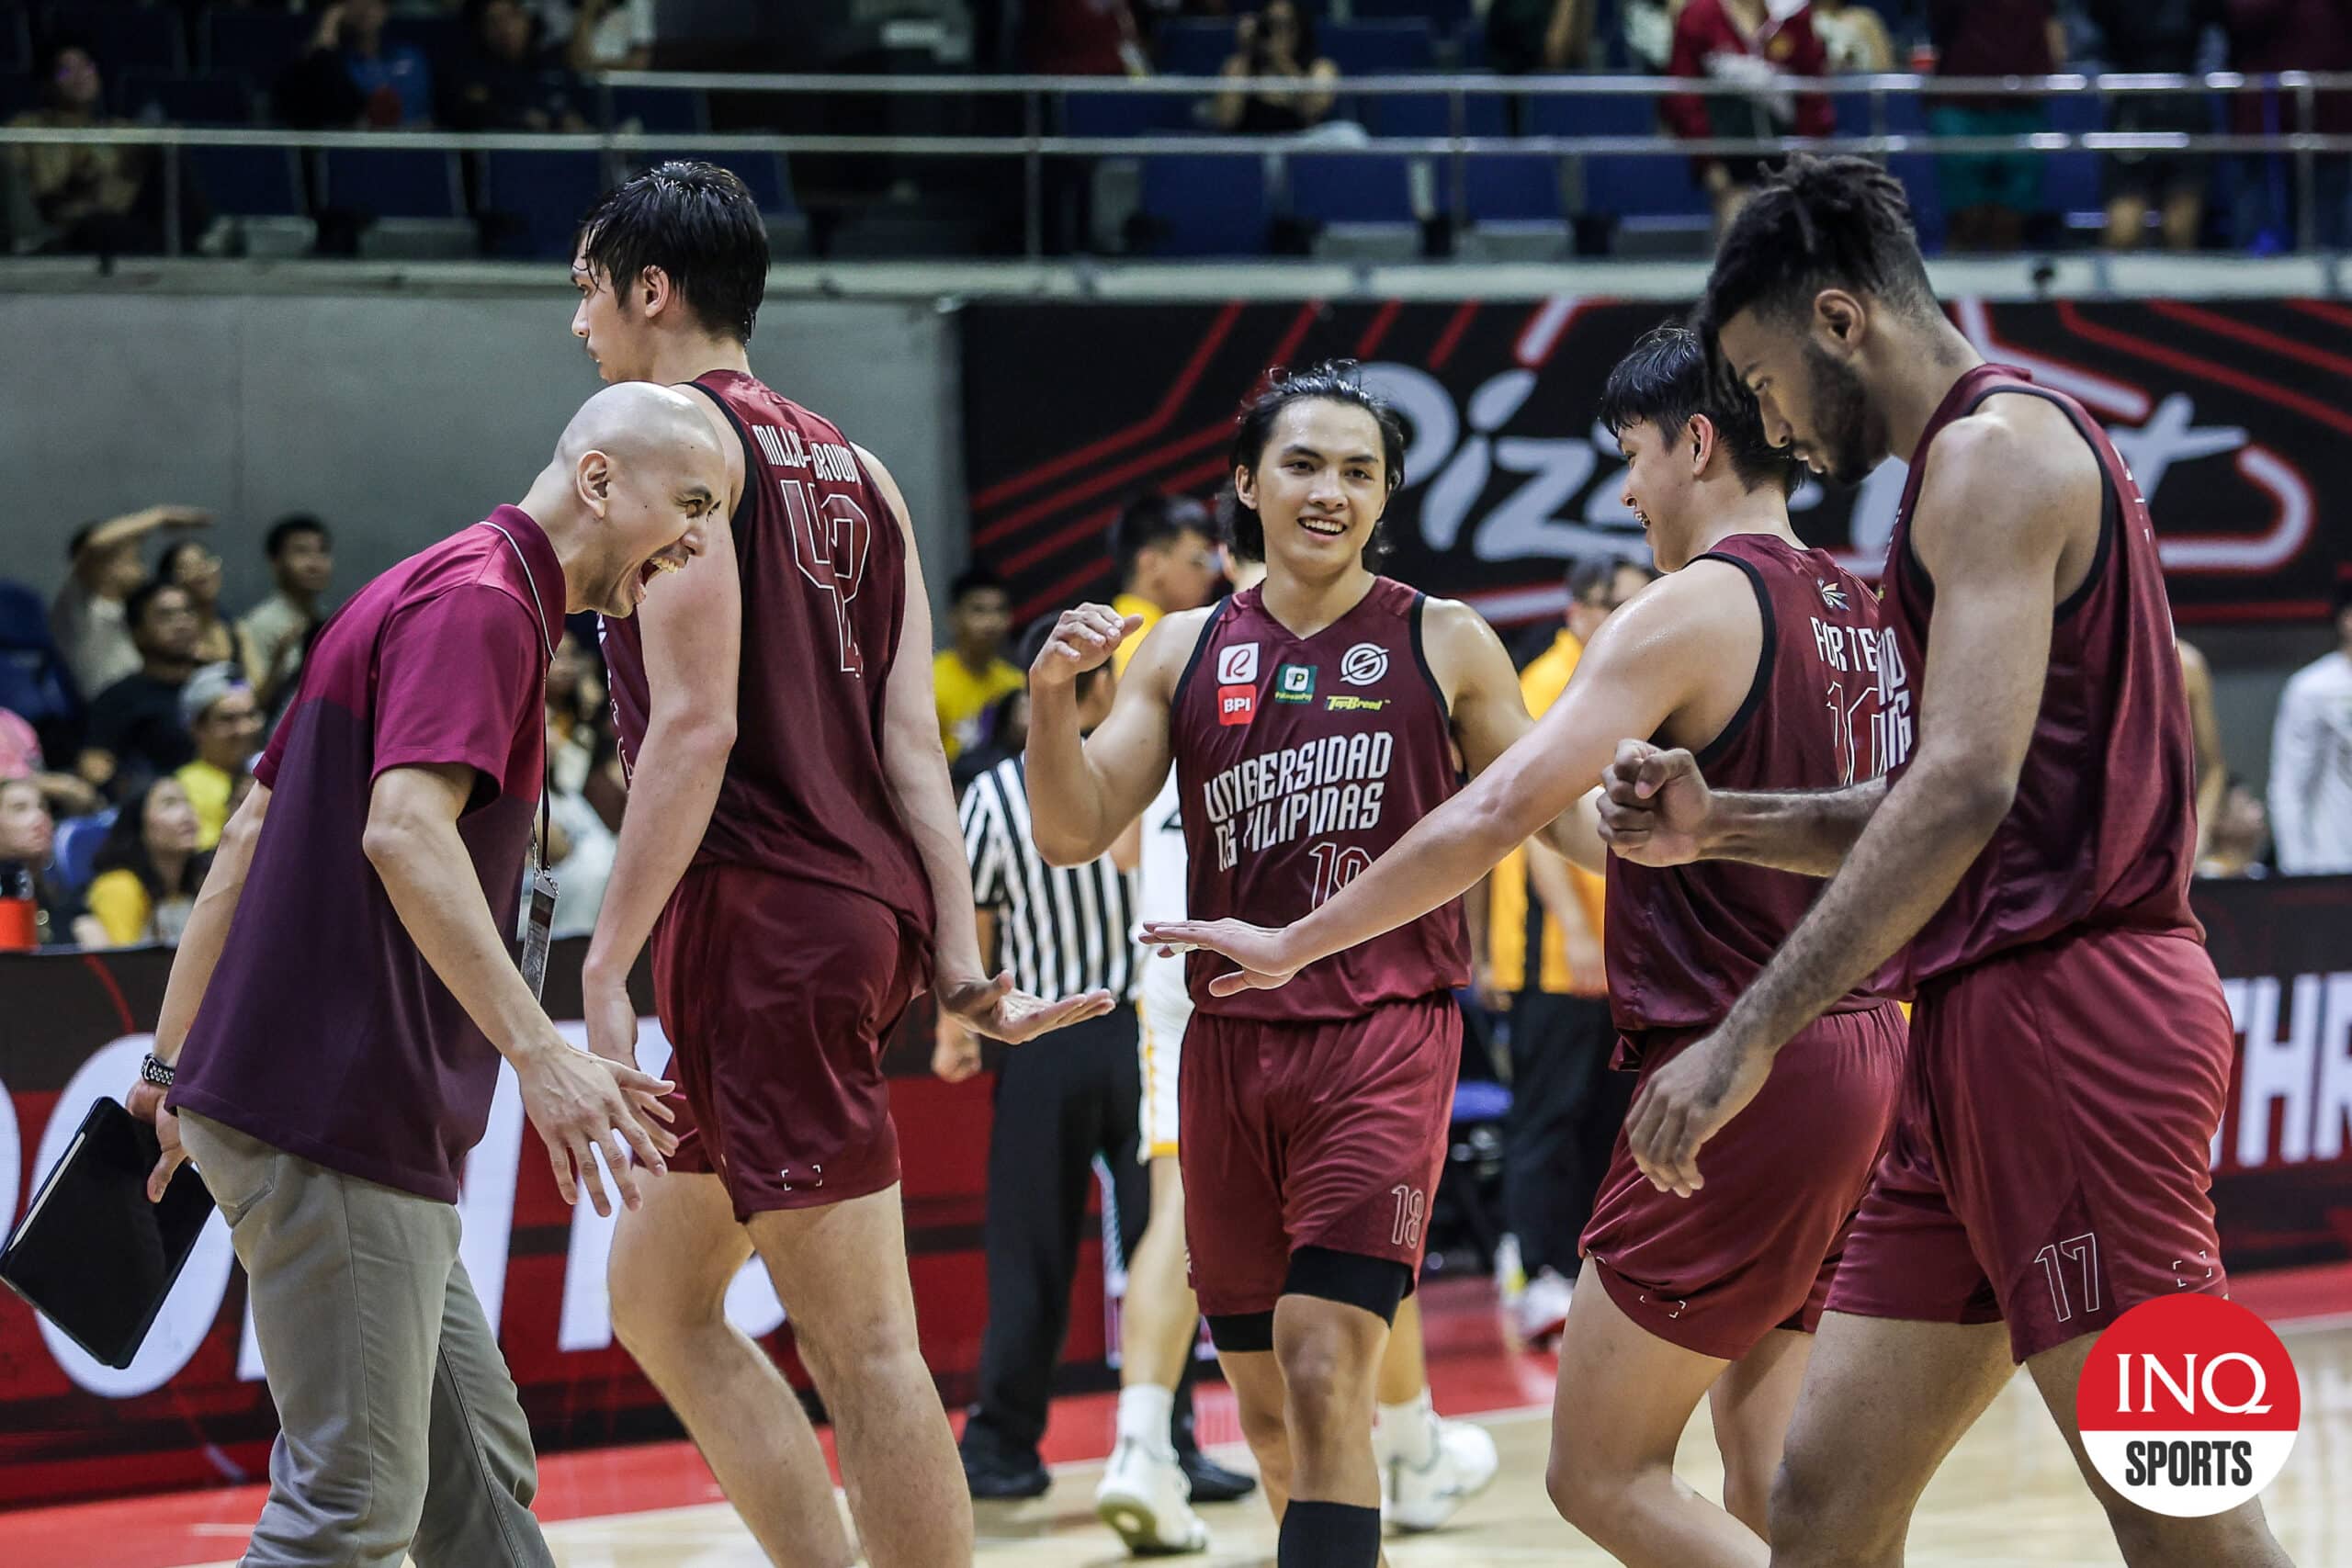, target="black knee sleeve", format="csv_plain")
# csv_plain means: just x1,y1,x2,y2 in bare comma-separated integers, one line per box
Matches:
1283,1246,1410,1325
1205,1309,1275,1354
